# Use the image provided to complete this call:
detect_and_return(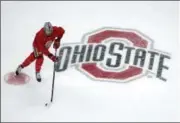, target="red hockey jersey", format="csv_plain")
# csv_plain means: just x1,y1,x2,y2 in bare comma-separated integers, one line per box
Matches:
33,26,65,56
